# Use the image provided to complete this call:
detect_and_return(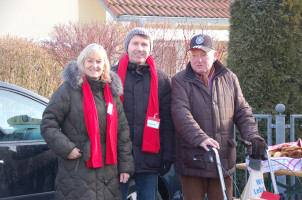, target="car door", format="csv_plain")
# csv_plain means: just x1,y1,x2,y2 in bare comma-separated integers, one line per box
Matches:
0,82,57,200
